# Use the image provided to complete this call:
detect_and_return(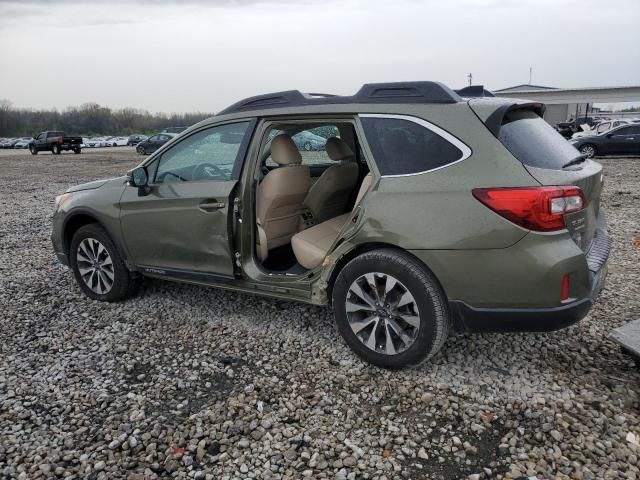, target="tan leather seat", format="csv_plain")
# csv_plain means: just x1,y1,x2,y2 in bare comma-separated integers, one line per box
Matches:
256,134,310,260
292,173,373,269
303,137,359,224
